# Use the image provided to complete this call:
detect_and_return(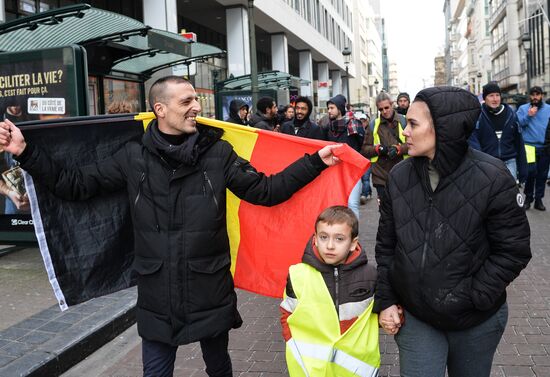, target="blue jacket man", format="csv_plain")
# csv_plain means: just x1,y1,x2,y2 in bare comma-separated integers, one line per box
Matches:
516,85,550,210
469,82,527,183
